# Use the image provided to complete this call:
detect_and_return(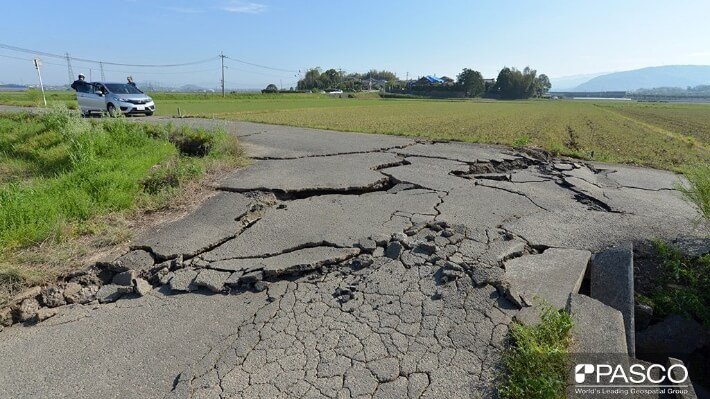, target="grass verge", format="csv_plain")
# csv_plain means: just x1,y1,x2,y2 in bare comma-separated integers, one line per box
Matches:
0,106,247,305
499,306,574,399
